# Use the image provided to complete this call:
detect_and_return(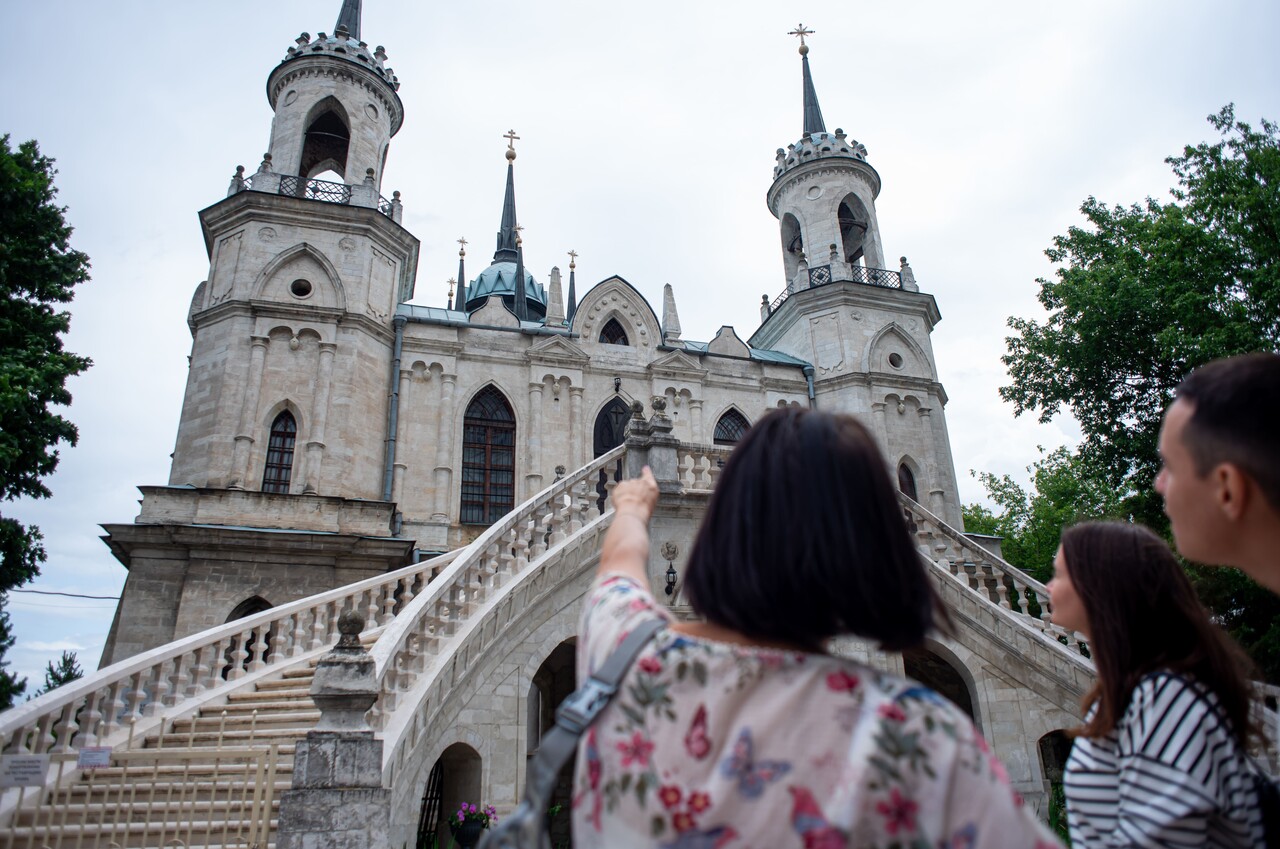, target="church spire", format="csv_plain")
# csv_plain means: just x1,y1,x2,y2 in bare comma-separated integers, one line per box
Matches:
790,24,826,136
493,130,521,263
334,0,361,40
